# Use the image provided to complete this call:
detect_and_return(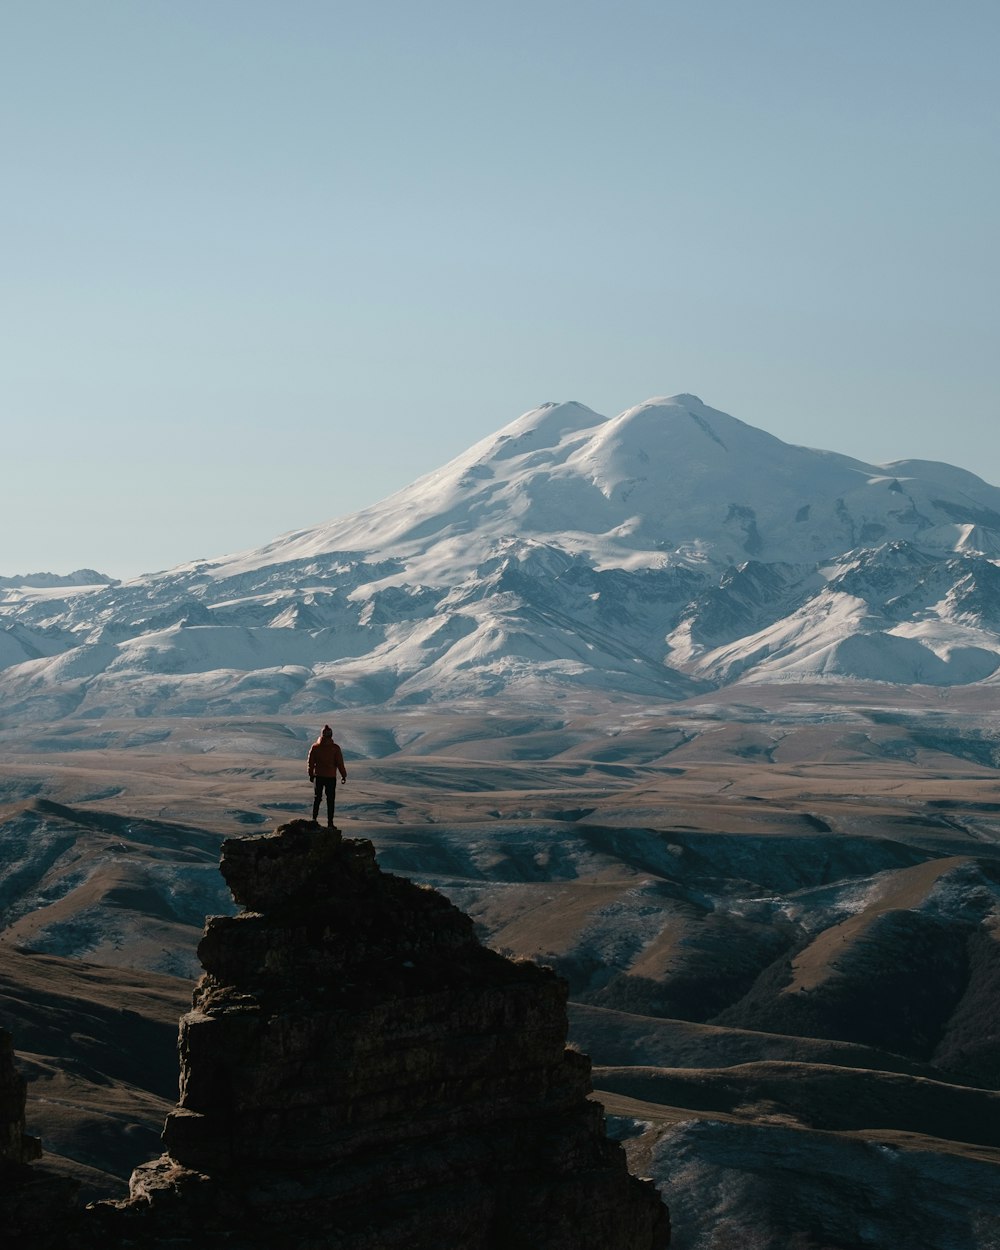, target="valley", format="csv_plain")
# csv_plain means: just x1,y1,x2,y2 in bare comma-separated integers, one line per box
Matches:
2,686,999,1246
